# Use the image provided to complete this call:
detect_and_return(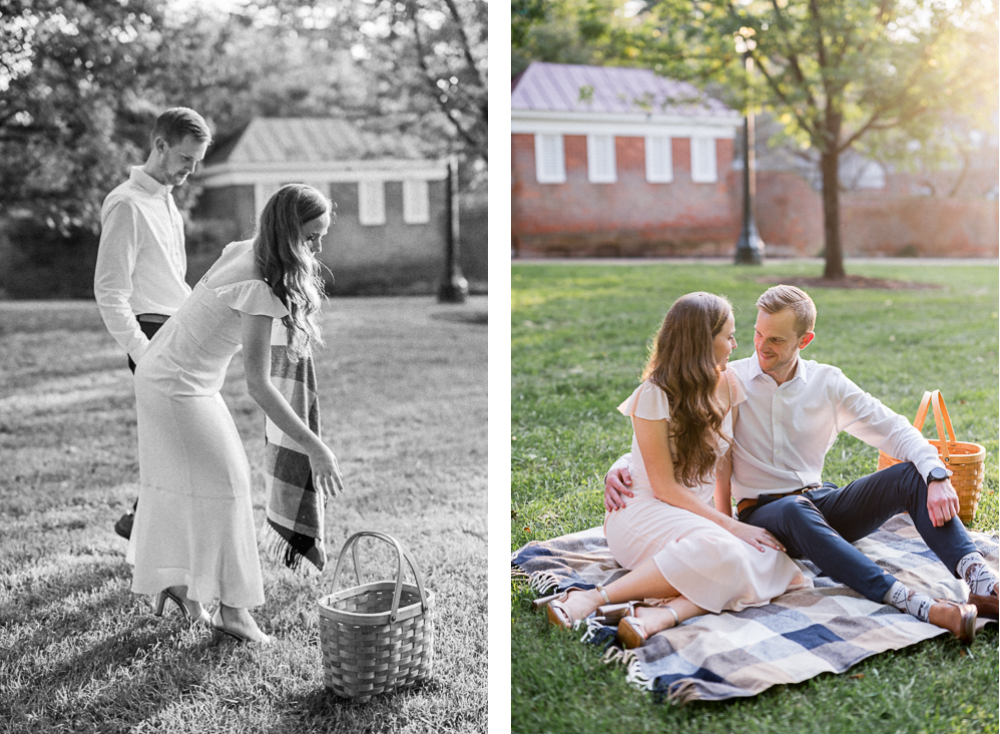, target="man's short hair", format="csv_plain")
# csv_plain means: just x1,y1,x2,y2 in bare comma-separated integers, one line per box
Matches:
756,284,816,335
150,107,212,148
